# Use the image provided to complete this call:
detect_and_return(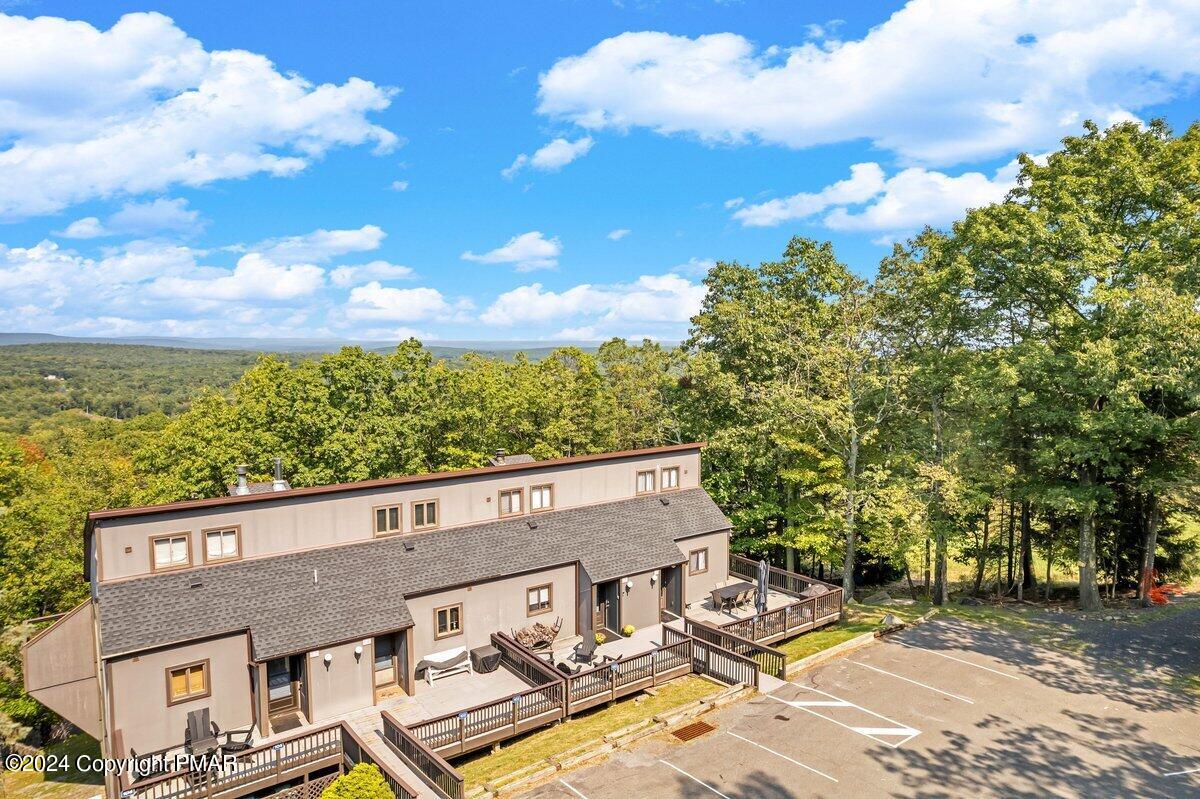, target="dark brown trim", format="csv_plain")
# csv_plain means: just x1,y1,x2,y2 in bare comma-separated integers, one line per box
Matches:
149,532,192,573
688,547,709,576
635,469,656,495
201,524,242,564
434,603,463,640
372,503,403,537
86,442,706,526
498,487,524,517
411,498,439,530
529,483,554,513
165,659,210,706
660,466,681,491
525,583,553,617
